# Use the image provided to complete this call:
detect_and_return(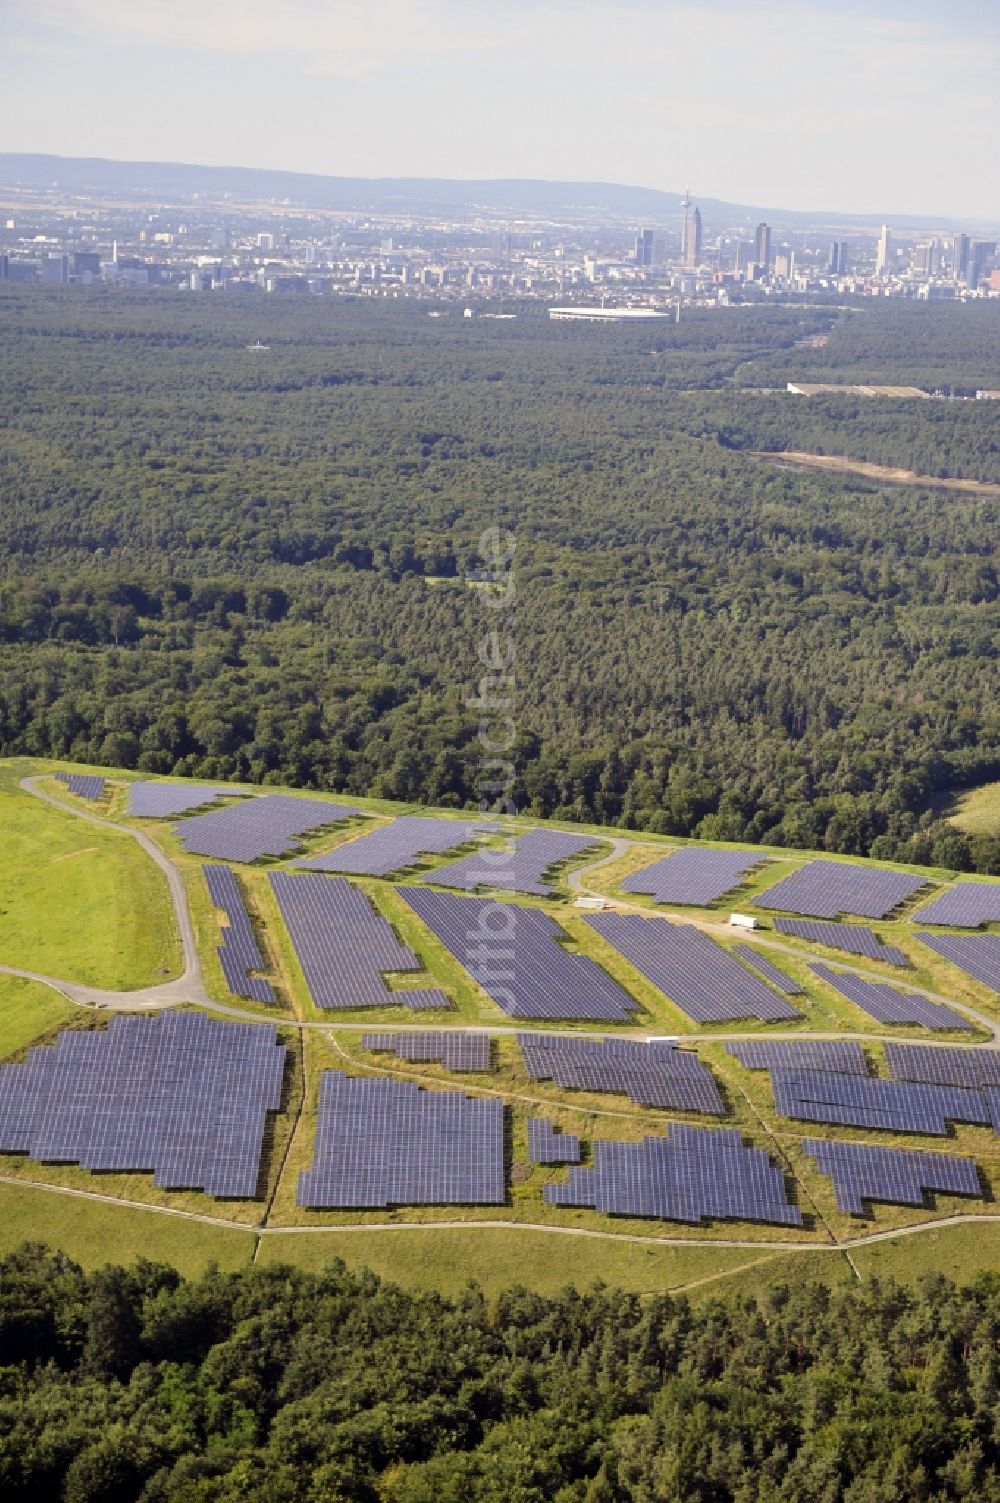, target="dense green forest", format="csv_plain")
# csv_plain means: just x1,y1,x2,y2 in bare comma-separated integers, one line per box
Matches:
1,287,998,863
4,1246,1000,1501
